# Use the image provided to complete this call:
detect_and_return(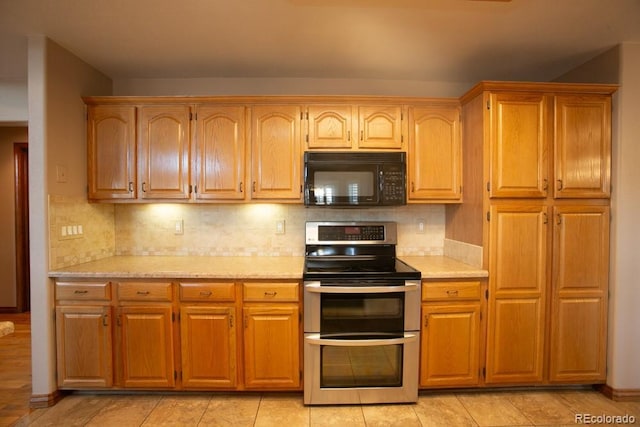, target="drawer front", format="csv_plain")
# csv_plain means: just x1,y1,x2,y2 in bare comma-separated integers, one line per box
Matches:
243,282,299,302
179,282,235,302
422,281,481,301
118,282,173,302
56,282,111,301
